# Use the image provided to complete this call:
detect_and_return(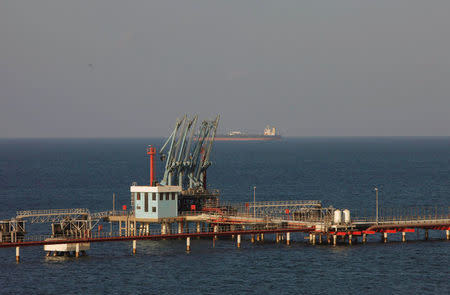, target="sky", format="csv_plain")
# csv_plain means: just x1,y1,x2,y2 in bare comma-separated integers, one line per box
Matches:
1,0,449,137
